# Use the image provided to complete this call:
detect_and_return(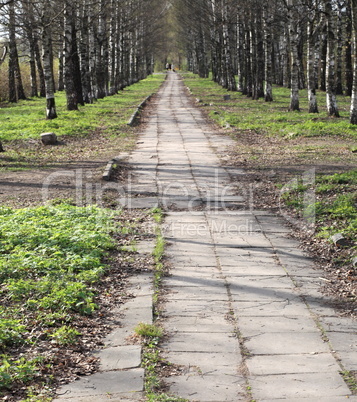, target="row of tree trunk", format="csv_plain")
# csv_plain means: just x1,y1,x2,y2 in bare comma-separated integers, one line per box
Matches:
175,0,357,124
1,0,164,119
